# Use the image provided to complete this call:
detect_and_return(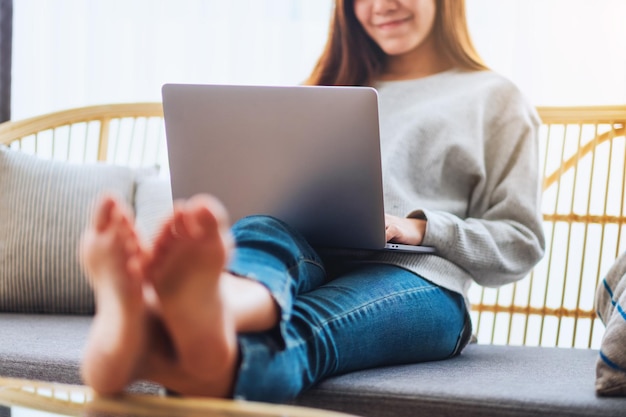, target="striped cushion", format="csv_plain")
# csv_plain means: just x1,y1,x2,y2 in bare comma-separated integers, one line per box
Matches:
595,251,626,396
0,146,142,314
